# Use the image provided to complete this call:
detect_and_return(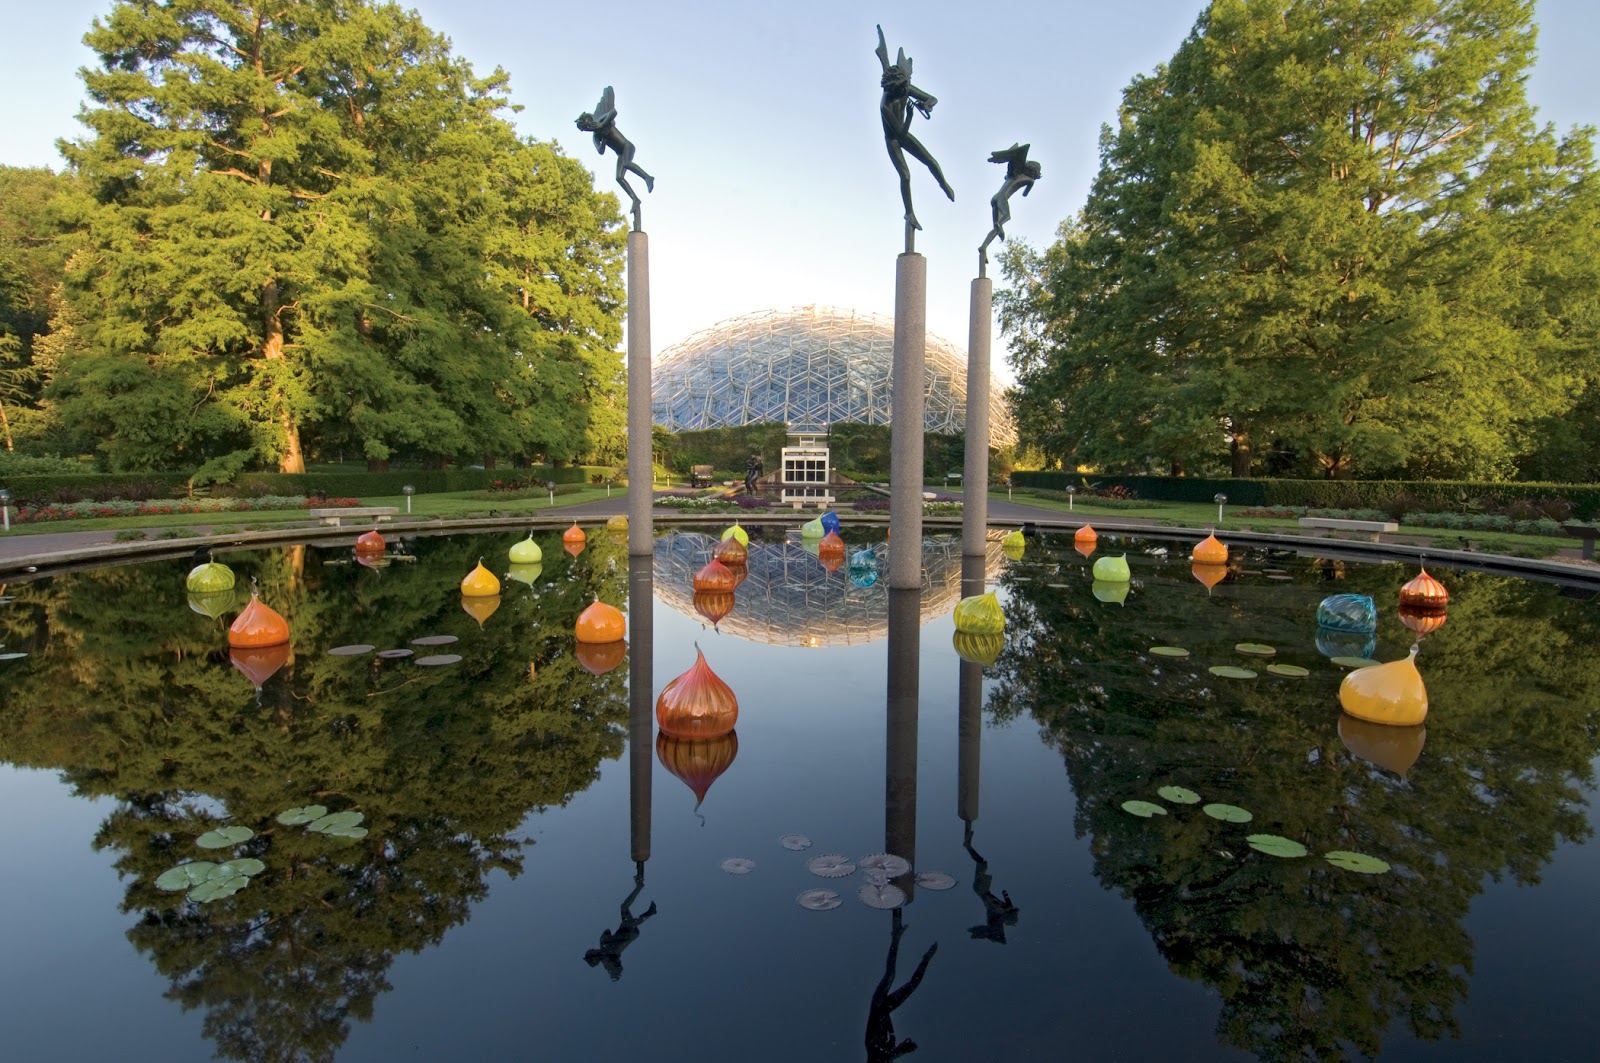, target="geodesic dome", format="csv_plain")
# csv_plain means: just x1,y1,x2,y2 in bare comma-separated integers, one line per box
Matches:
650,306,1017,446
